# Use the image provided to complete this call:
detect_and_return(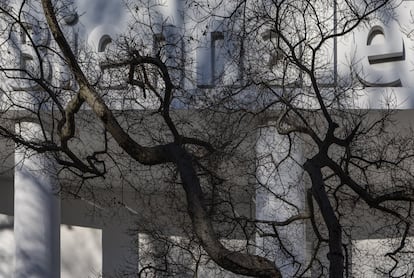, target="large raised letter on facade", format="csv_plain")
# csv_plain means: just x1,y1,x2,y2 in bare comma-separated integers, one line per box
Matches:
355,23,405,87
